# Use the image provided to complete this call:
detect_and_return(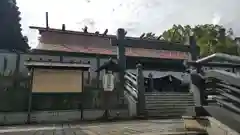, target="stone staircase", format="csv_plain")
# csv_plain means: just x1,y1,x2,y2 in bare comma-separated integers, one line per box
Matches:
145,92,195,117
